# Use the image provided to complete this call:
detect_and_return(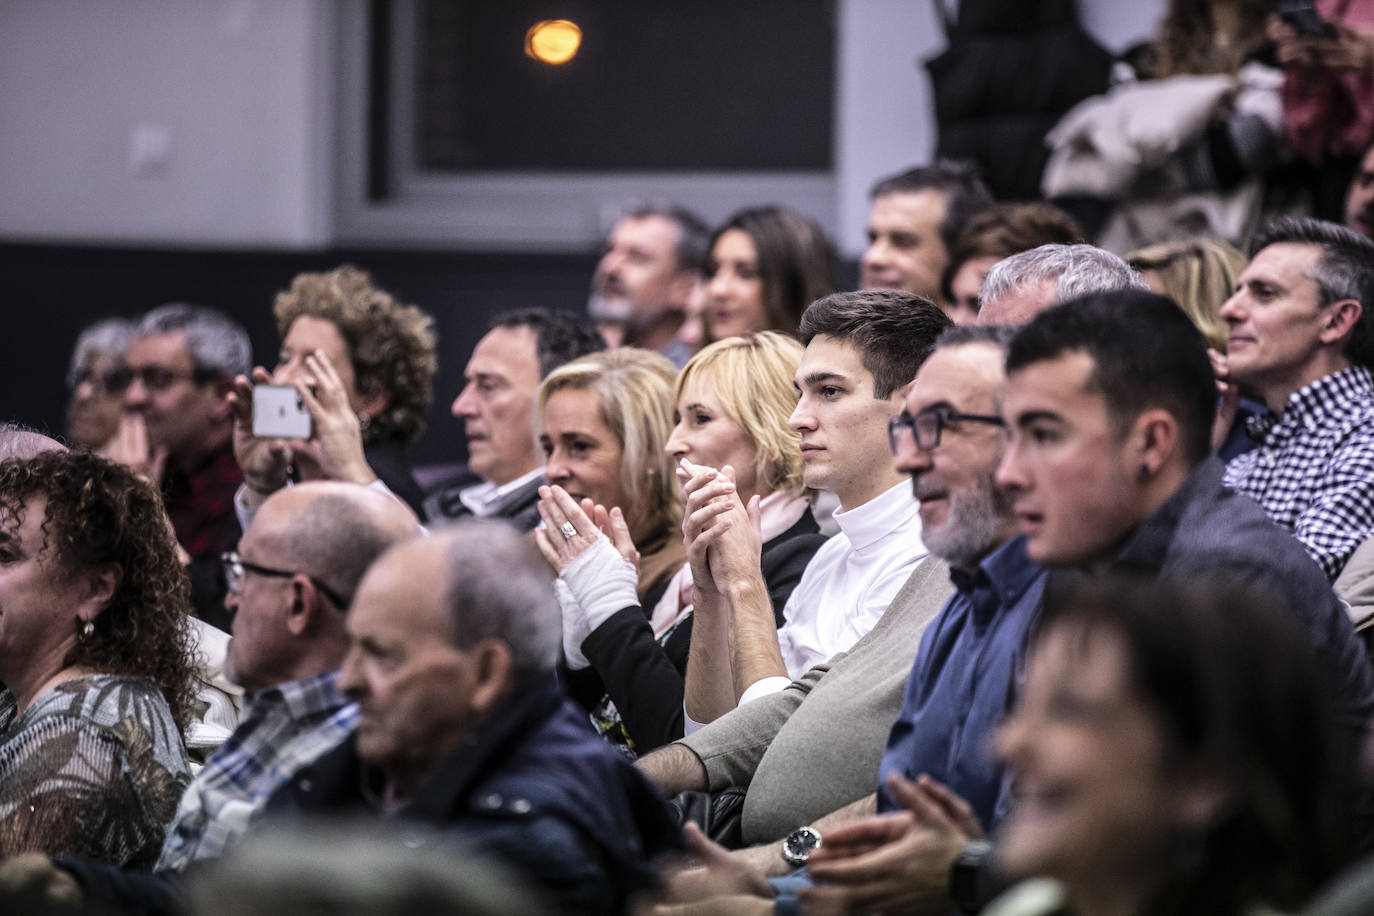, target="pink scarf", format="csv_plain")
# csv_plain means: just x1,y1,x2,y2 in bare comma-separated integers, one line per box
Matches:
648,489,811,639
